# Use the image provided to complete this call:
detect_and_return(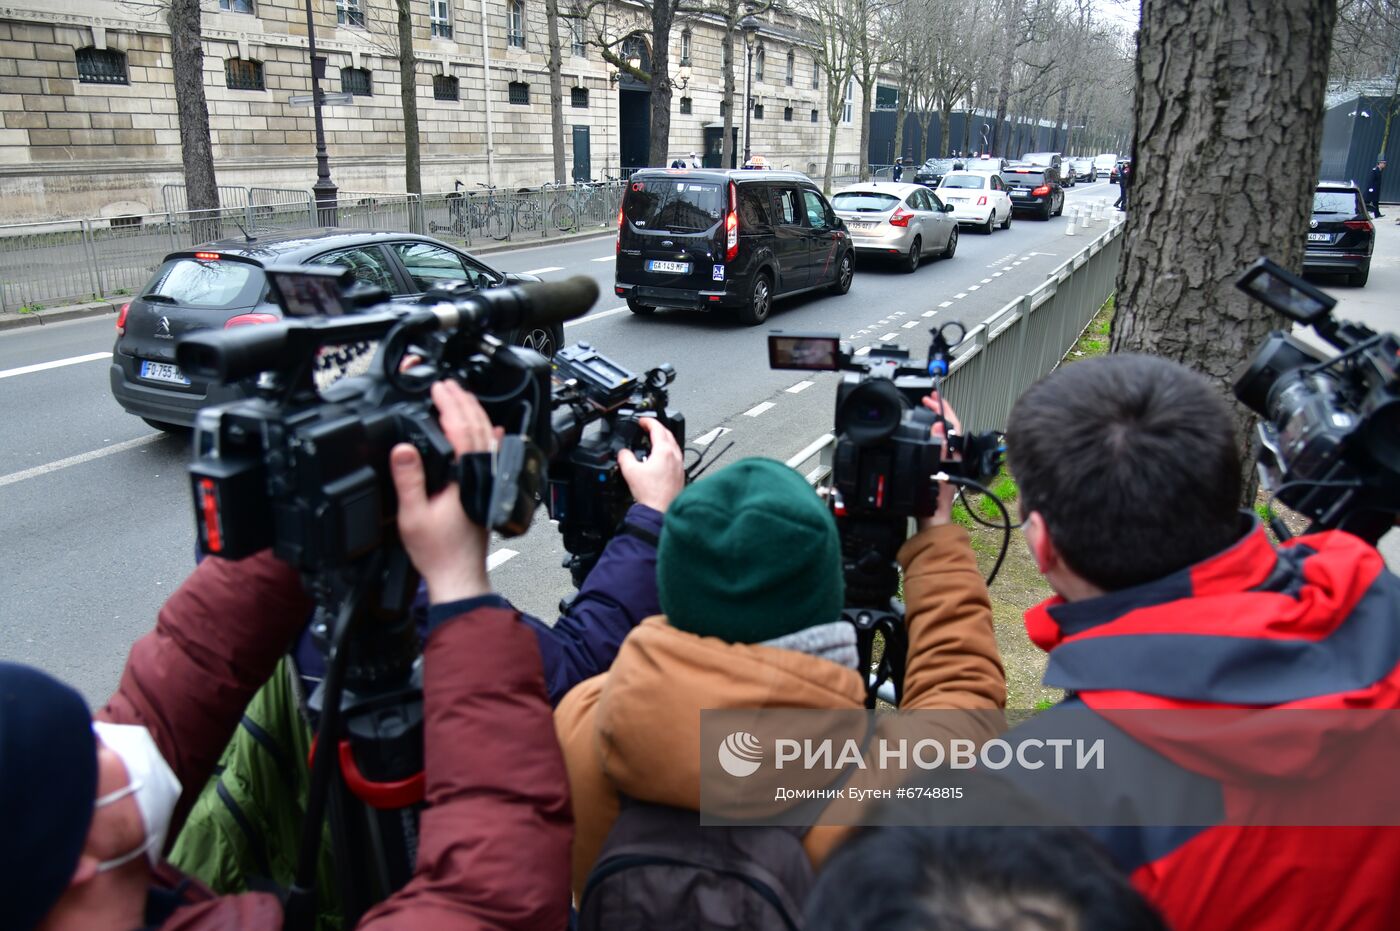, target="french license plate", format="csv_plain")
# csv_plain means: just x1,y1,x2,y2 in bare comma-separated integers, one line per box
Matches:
1010,190,1027,198
646,260,690,274
140,360,190,385
1307,232,1330,242
849,222,876,231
